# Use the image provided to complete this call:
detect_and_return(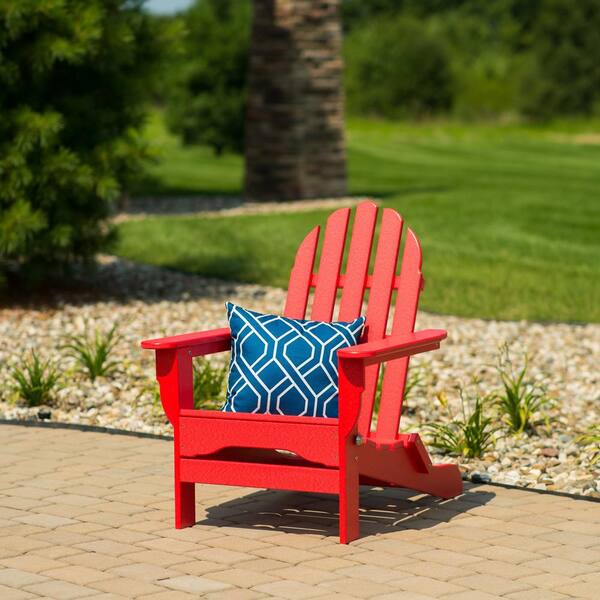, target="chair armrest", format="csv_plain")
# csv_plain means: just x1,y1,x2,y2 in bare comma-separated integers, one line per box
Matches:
338,329,447,366
141,327,231,355
337,329,446,441
140,328,231,424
